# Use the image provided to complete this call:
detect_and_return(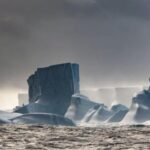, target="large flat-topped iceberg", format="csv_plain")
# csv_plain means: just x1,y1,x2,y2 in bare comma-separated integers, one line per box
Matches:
28,63,80,103
15,63,80,115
